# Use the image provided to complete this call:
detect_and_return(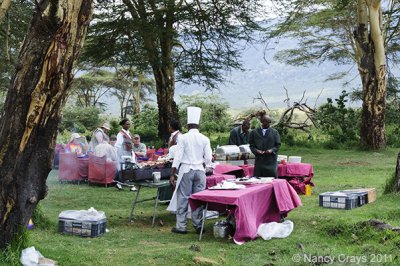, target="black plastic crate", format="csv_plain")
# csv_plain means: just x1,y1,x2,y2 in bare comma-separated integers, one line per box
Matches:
58,218,106,237
340,191,368,206
319,192,358,210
